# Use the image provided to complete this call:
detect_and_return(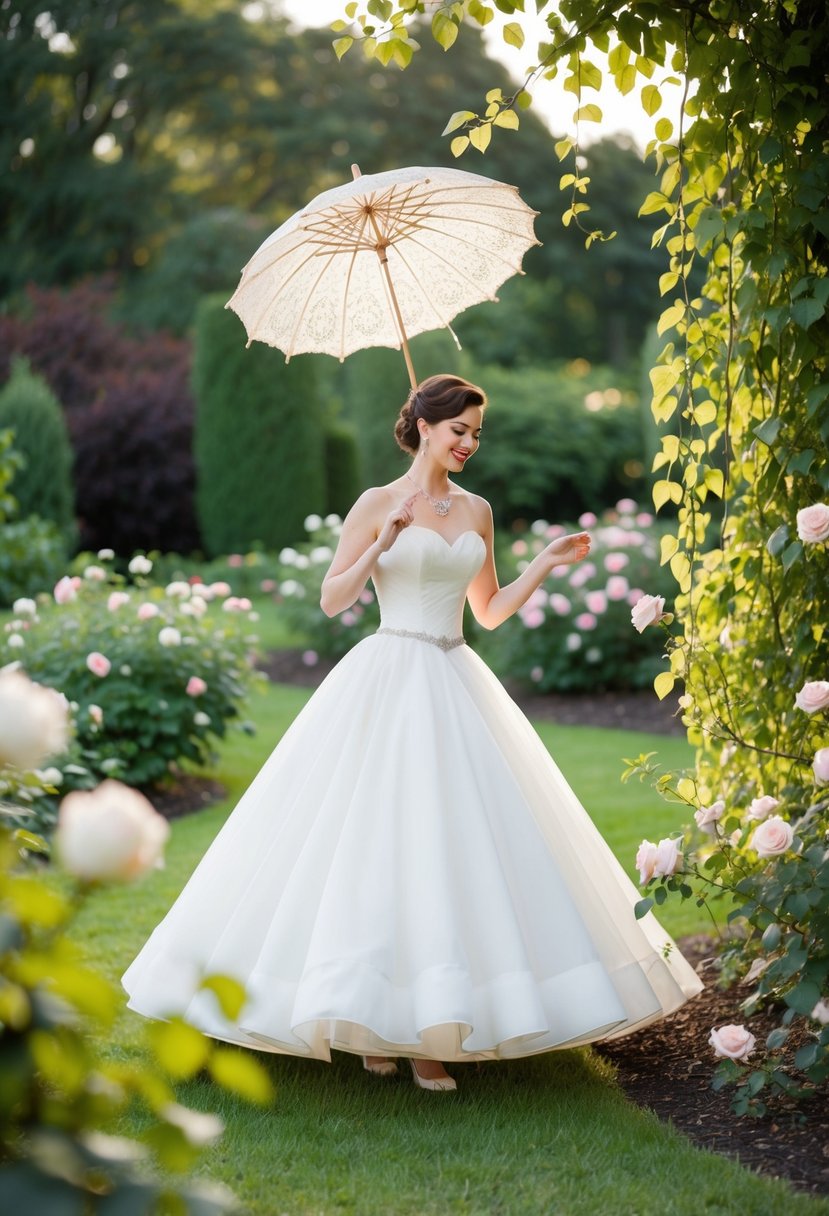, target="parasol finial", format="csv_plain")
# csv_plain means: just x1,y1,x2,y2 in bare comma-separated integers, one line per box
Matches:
351,164,362,180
